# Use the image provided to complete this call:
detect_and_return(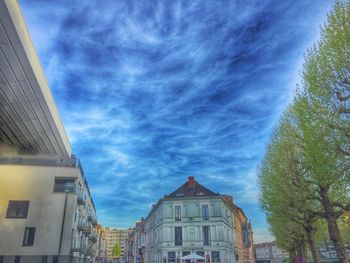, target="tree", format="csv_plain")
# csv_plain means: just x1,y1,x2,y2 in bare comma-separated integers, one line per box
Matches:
260,1,350,262
292,2,350,261
259,109,322,263
112,243,122,258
